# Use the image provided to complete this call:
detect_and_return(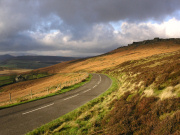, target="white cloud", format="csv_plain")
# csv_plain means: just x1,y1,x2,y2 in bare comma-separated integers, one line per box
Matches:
0,0,180,56
163,18,180,37
18,18,180,56
113,18,180,45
